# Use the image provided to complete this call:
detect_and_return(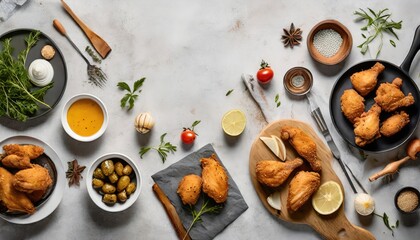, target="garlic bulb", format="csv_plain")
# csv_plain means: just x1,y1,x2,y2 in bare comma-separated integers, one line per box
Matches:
354,193,375,216
28,59,54,87
135,112,154,134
